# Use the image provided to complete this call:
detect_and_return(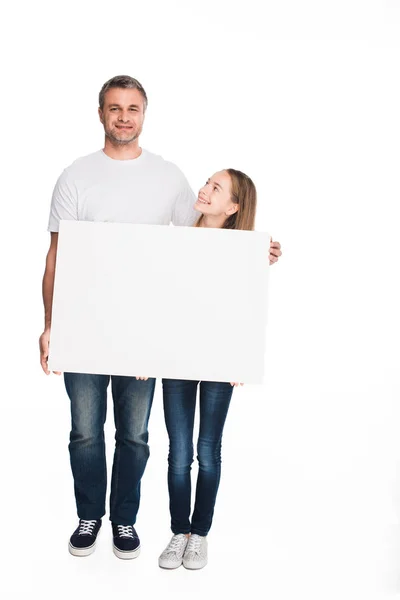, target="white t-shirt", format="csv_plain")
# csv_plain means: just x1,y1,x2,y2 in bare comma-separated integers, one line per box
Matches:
47,148,199,232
